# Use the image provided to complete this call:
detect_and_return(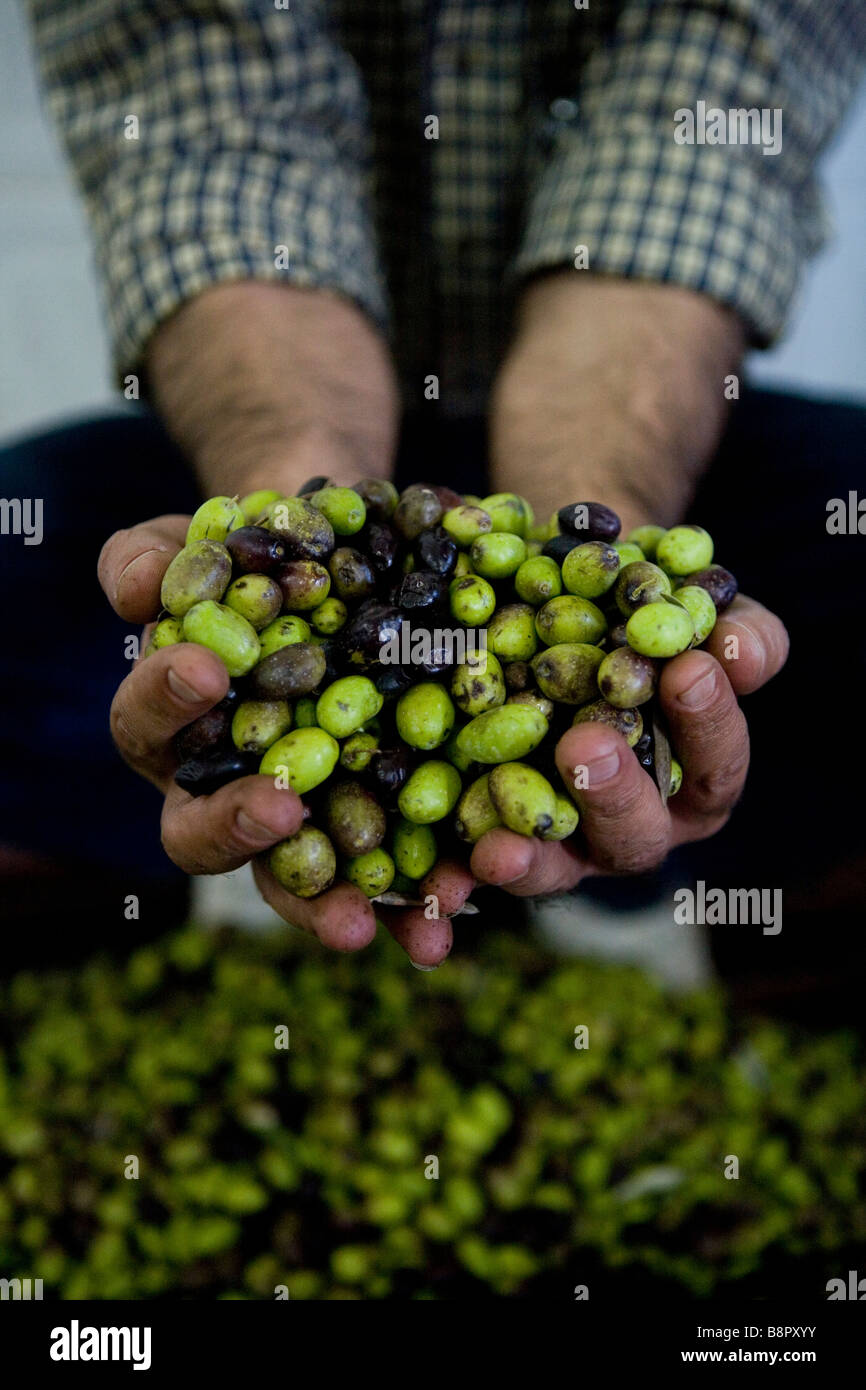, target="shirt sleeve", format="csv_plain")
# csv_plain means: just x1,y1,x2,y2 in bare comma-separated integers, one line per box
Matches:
26,0,388,382
514,0,866,345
